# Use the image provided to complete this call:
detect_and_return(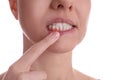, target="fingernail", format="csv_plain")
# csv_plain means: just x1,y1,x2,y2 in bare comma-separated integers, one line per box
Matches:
50,32,60,39
42,72,47,79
